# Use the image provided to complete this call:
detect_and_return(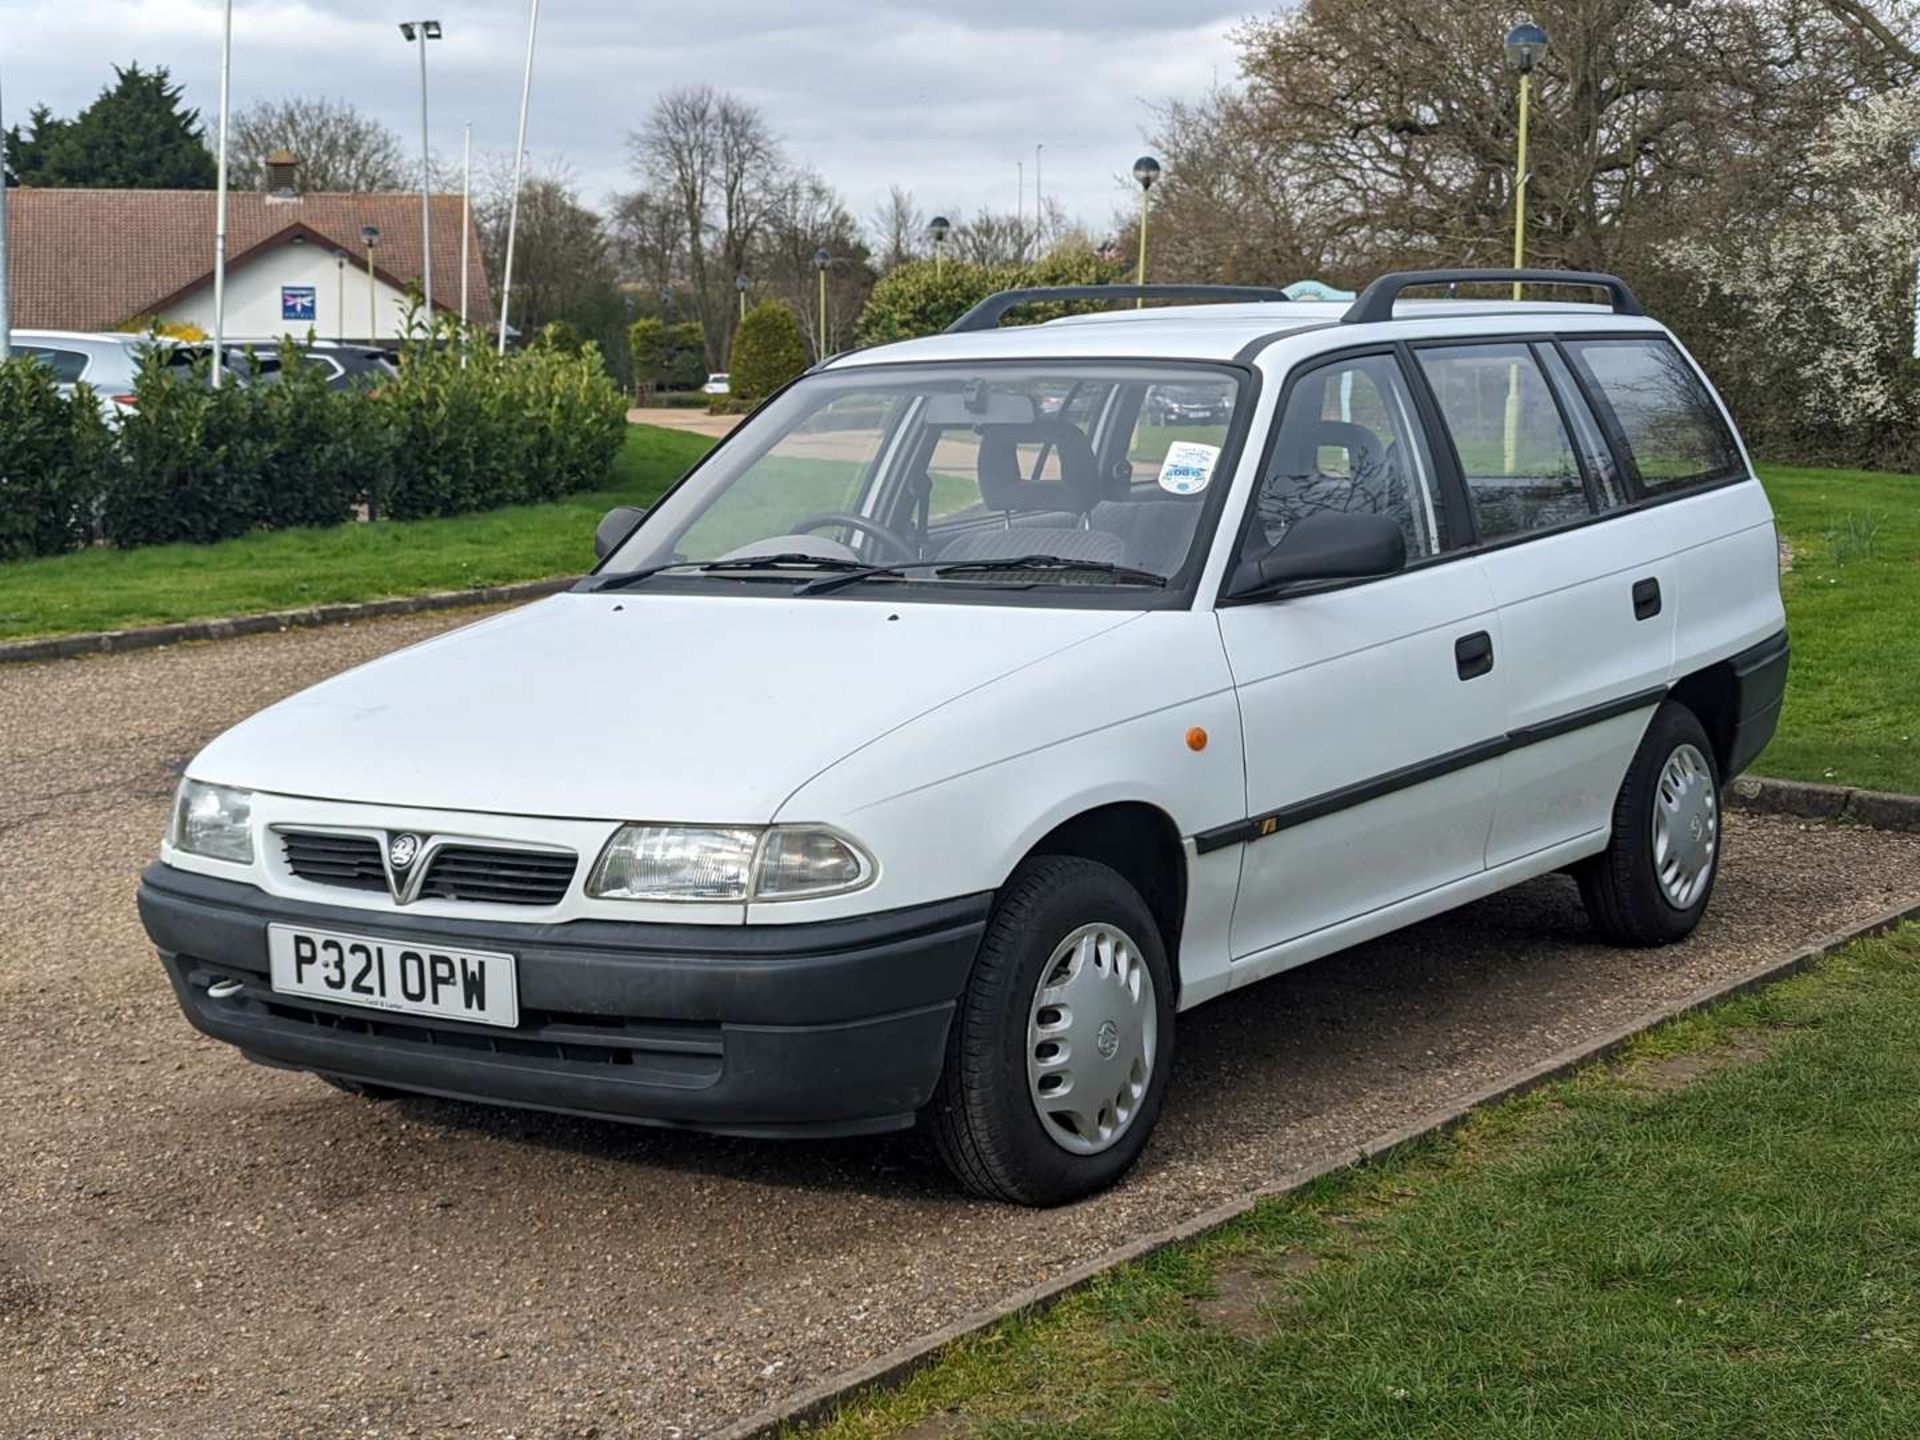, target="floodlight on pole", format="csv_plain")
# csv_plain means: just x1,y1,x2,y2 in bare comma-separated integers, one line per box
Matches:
927,215,950,276
498,0,542,356
1132,155,1161,308
399,20,442,328
362,225,381,340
